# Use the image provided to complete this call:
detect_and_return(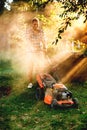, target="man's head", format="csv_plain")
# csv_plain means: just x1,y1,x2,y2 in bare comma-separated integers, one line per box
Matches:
32,17,39,30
